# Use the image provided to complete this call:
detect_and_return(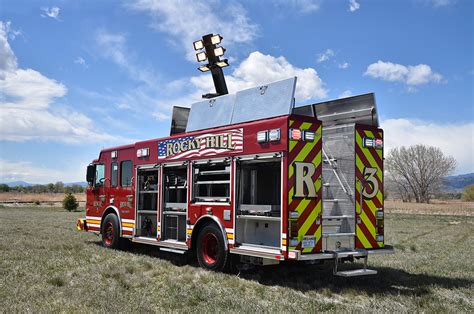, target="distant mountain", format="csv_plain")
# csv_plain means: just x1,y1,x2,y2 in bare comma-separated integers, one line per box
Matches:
3,181,32,187
1,181,87,187
64,182,88,187
442,173,474,192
